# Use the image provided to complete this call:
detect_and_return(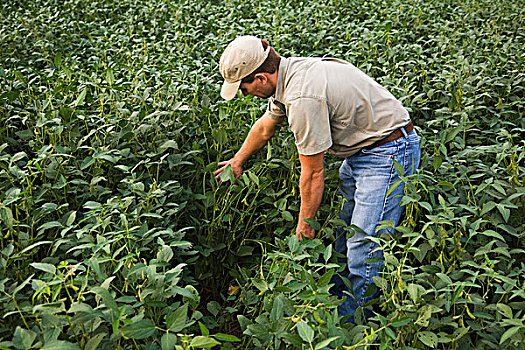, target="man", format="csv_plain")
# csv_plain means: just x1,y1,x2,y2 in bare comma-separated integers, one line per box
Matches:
214,35,420,321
